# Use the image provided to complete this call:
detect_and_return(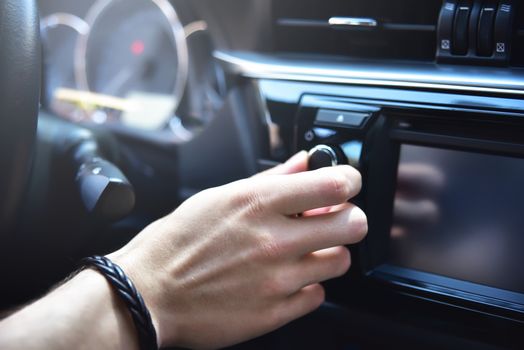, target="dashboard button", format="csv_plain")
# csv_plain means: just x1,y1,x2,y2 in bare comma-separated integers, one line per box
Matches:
477,2,497,56
437,0,457,55
315,109,369,128
452,0,472,55
308,145,340,170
